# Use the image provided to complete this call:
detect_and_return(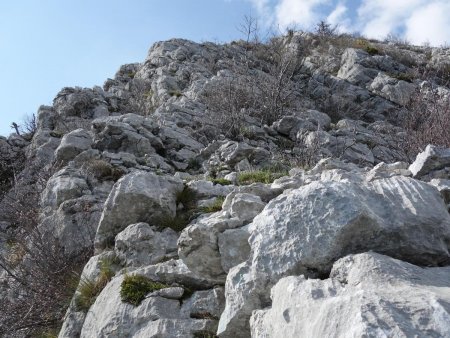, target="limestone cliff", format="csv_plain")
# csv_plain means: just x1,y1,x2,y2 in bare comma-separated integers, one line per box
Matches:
1,33,450,337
